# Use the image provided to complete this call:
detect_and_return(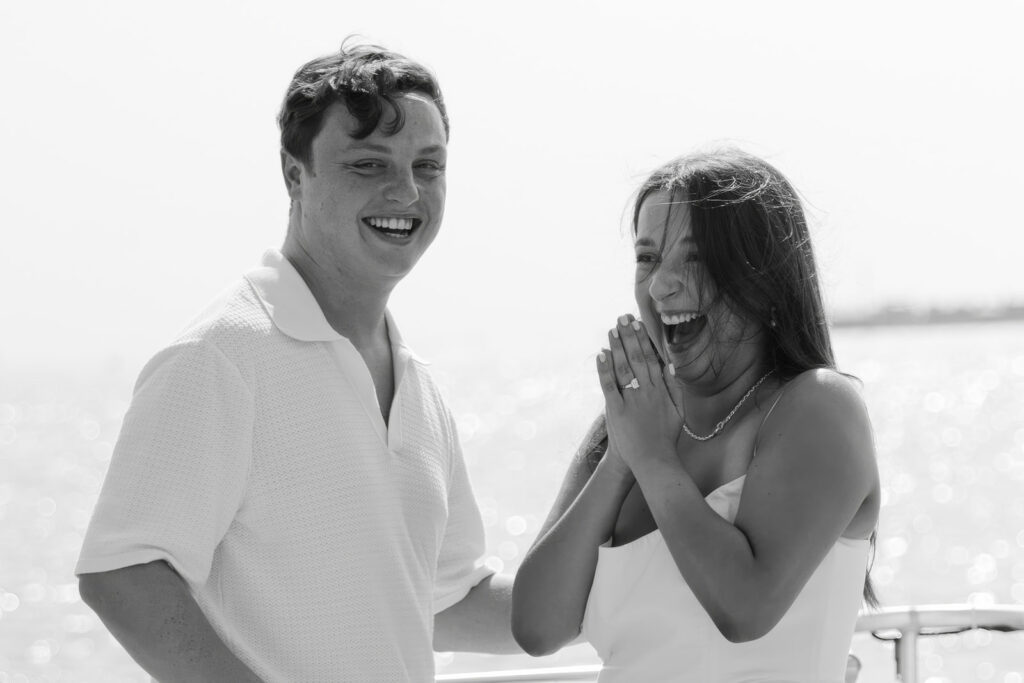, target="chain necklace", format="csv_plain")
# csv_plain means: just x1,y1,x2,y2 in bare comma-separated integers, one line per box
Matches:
682,369,774,442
